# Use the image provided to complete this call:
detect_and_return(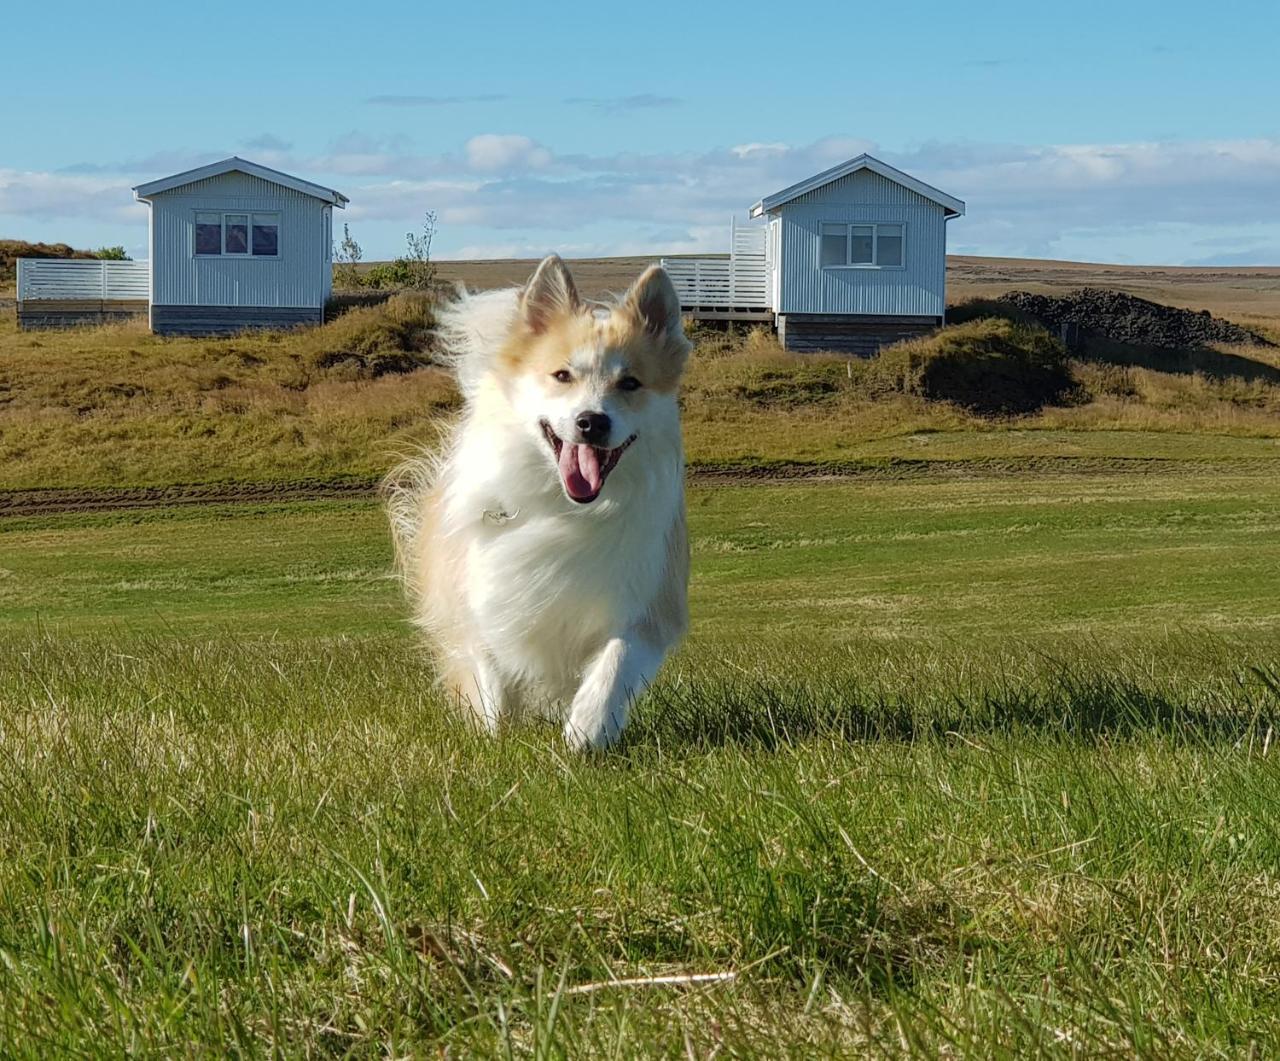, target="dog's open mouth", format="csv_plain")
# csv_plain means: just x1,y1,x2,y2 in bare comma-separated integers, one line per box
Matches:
540,420,636,504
